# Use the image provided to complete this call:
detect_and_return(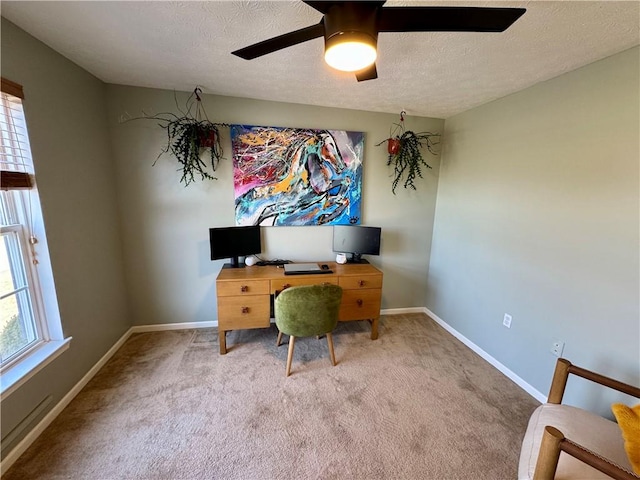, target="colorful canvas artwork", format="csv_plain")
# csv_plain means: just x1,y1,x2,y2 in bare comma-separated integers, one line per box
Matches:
231,125,363,226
